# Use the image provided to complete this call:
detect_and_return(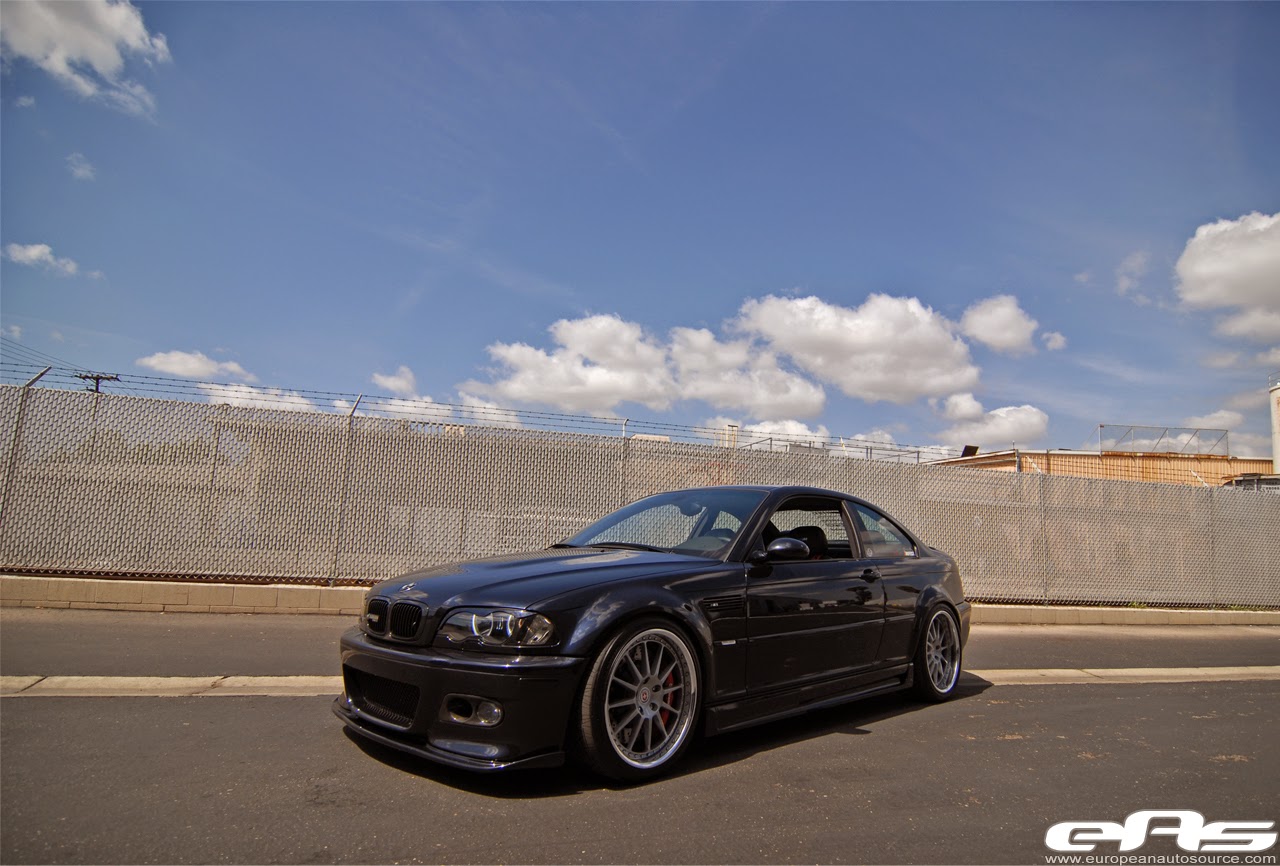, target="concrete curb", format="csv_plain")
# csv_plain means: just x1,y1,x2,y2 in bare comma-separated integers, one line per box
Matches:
0,675,343,697
2,574,1279,625
969,603,1280,626
0,575,364,616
